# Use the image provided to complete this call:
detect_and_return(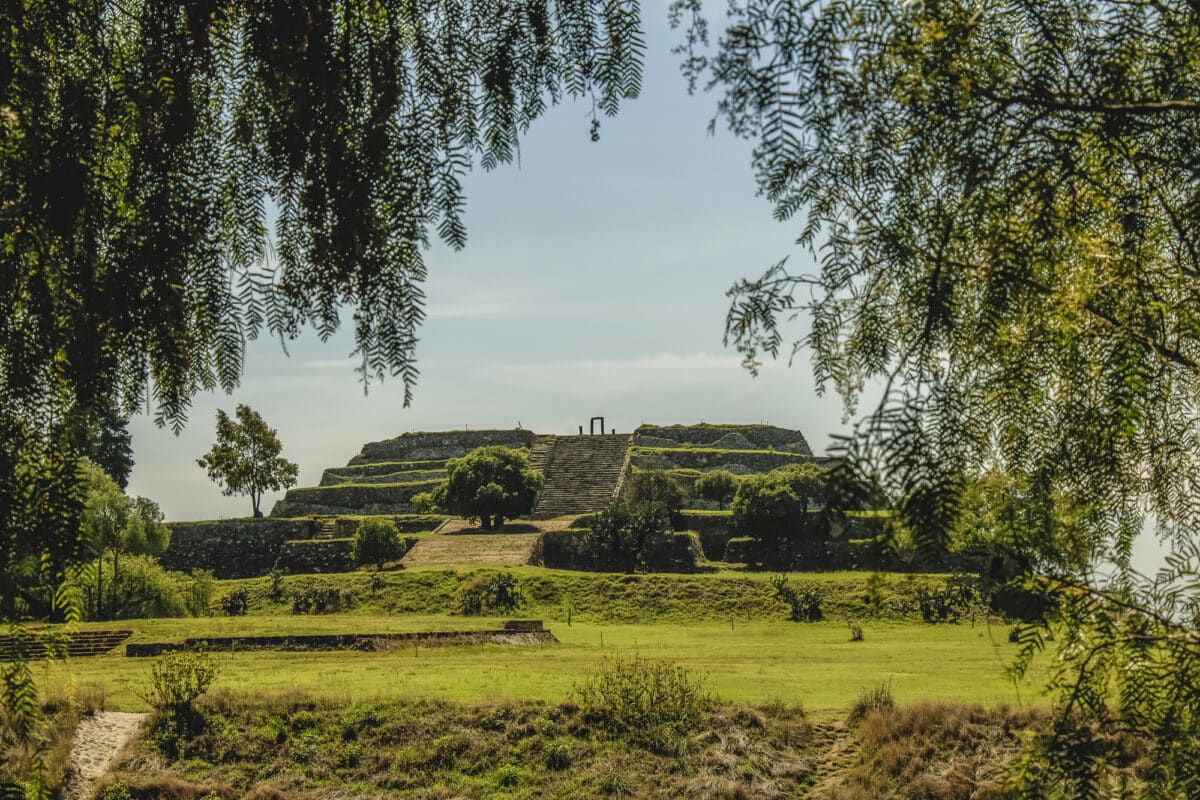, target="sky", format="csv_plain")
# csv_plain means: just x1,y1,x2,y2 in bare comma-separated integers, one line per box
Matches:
126,6,850,522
